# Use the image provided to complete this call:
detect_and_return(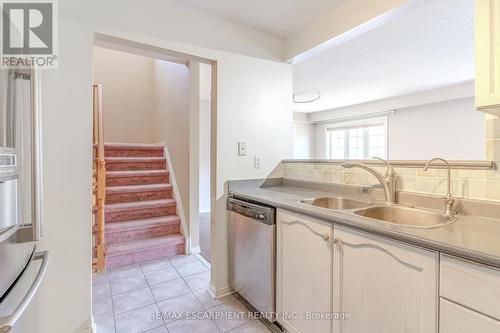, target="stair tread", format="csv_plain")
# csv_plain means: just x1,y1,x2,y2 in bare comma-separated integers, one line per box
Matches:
104,143,165,149
106,234,184,256
106,183,172,194
106,170,168,177
106,199,176,212
105,157,166,162
106,216,180,233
